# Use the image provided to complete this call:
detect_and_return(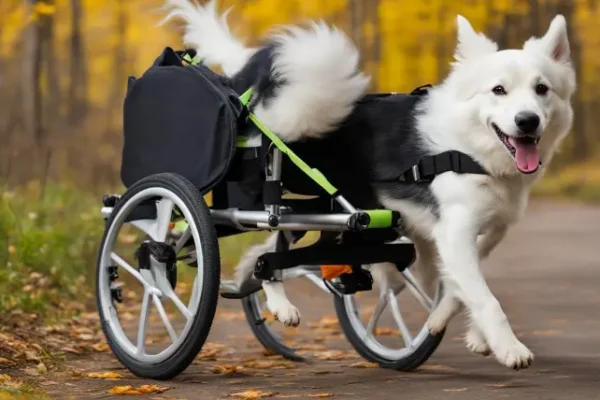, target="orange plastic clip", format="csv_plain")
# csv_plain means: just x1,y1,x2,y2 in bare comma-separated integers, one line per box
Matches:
320,264,352,280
